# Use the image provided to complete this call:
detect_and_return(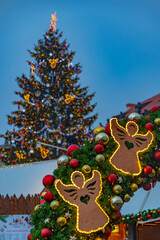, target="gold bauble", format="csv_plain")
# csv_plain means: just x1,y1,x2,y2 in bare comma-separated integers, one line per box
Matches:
41,191,47,198
130,183,138,192
113,185,123,194
137,177,143,185
82,165,91,174
158,168,160,175
93,126,105,136
95,132,109,145
34,204,40,211
50,200,60,210
57,155,68,166
95,238,103,240
149,169,156,177
57,217,67,226
110,196,123,210
154,118,160,126
128,112,140,120
124,194,131,202
95,154,105,162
